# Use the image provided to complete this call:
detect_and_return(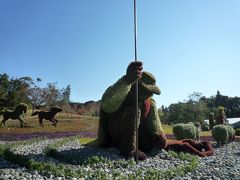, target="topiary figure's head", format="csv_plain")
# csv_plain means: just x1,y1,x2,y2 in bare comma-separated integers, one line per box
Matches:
212,125,228,145
128,71,160,102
